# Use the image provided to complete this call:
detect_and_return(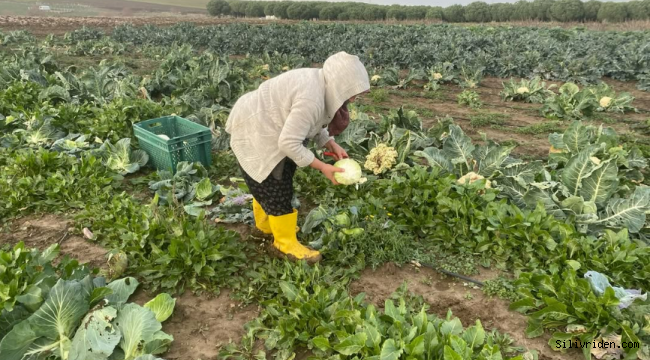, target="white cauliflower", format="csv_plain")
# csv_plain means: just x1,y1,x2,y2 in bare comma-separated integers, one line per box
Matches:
432,72,443,80
262,64,270,71
364,144,398,175
516,87,530,94
457,172,492,189
371,75,382,82
599,96,612,108
590,156,601,165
